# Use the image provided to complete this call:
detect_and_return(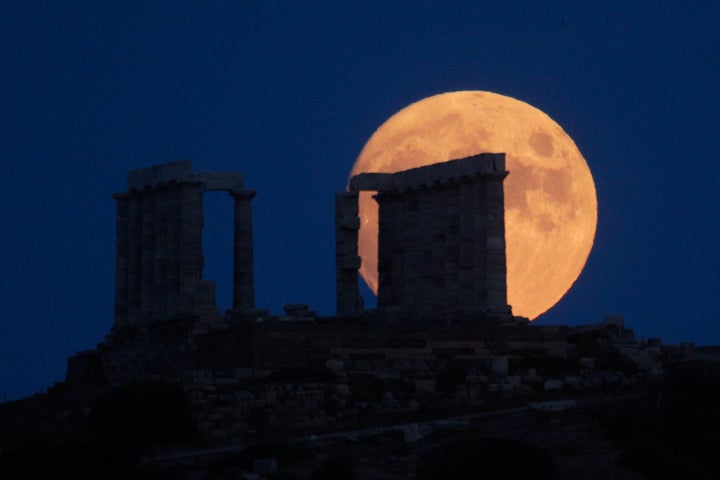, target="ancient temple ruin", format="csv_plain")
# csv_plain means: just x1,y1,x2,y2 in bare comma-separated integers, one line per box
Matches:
53,155,667,446
337,153,512,322
112,161,256,327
